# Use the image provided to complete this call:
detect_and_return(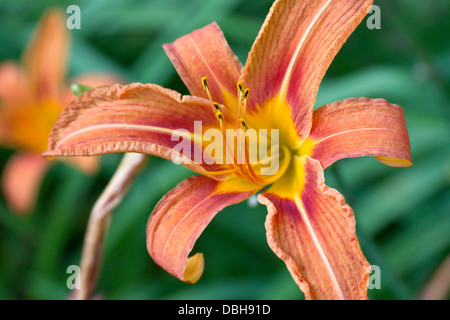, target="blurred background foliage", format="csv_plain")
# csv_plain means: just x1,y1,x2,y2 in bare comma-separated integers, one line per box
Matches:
0,0,449,300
